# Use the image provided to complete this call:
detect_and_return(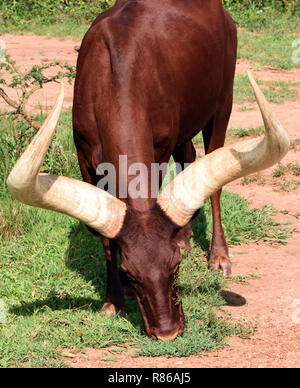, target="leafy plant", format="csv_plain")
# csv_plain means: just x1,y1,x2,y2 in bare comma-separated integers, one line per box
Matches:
0,54,75,130
0,0,114,26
